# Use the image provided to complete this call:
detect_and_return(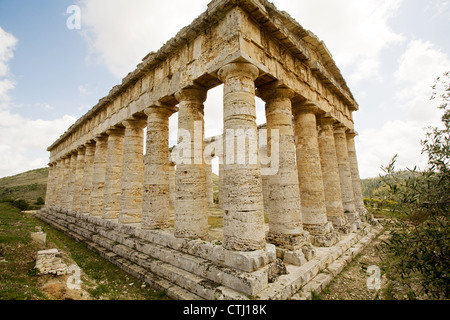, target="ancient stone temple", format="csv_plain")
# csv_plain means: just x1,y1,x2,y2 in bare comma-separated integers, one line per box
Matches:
37,0,381,300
